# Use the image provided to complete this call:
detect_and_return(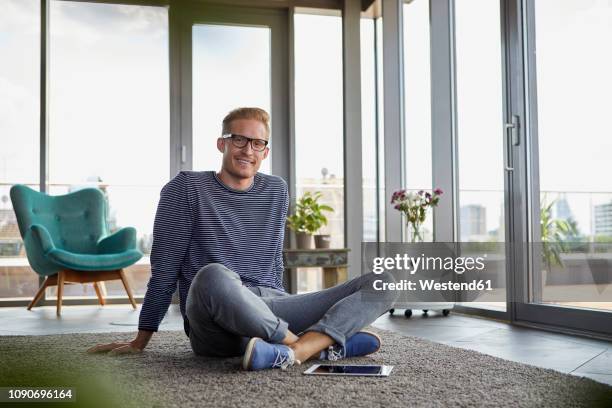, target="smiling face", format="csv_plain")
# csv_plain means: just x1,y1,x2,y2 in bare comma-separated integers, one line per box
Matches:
217,118,269,180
